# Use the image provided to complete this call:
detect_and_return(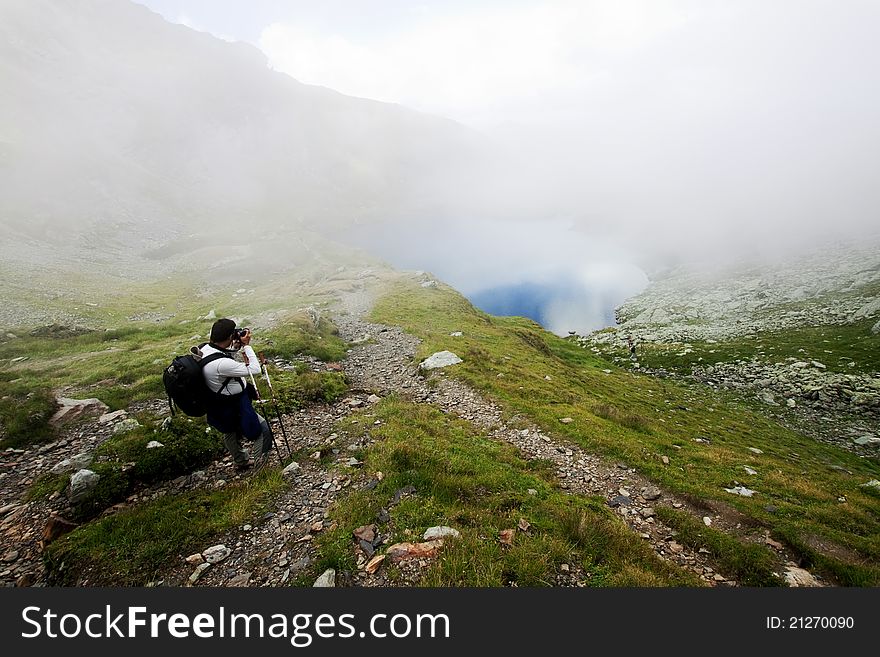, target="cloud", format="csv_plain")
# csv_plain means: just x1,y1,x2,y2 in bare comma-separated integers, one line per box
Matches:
258,0,691,122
